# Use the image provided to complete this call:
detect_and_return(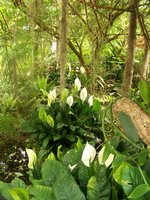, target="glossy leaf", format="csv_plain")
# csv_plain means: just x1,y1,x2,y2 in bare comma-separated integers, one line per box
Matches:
138,80,150,105
28,185,53,200
61,88,69,102
113,162,144,196
53,173,86,200
128,184,150,199
87,163,111,200
10,188,29,200
46,114,54,127
38,107,47,122
138,148,149,166
41,159,69,186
